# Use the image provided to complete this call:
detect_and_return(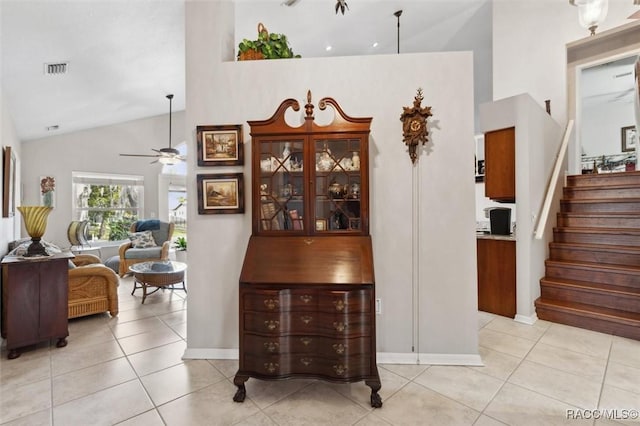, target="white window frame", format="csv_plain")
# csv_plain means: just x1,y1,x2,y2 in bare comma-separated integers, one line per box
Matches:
72,171,144,243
